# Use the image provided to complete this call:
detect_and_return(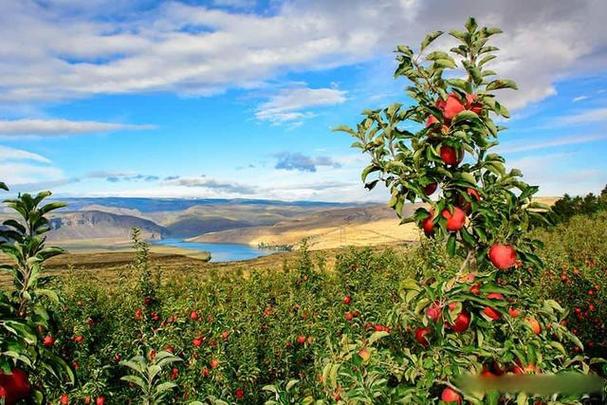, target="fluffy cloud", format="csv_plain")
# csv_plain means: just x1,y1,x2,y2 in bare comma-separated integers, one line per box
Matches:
163,176,257,195
256,87,347,124
274,152,342,172
0,145,50,163
0,119,153,137
555,107,607,126
0,0,603,111
499,133,607,154
0,145,66,187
